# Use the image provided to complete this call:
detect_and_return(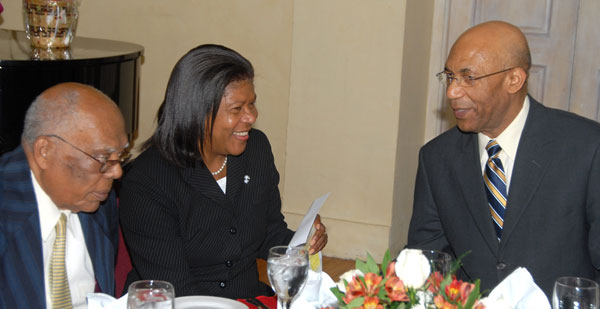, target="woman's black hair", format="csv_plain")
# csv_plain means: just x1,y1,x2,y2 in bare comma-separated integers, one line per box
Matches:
144,44,254,167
